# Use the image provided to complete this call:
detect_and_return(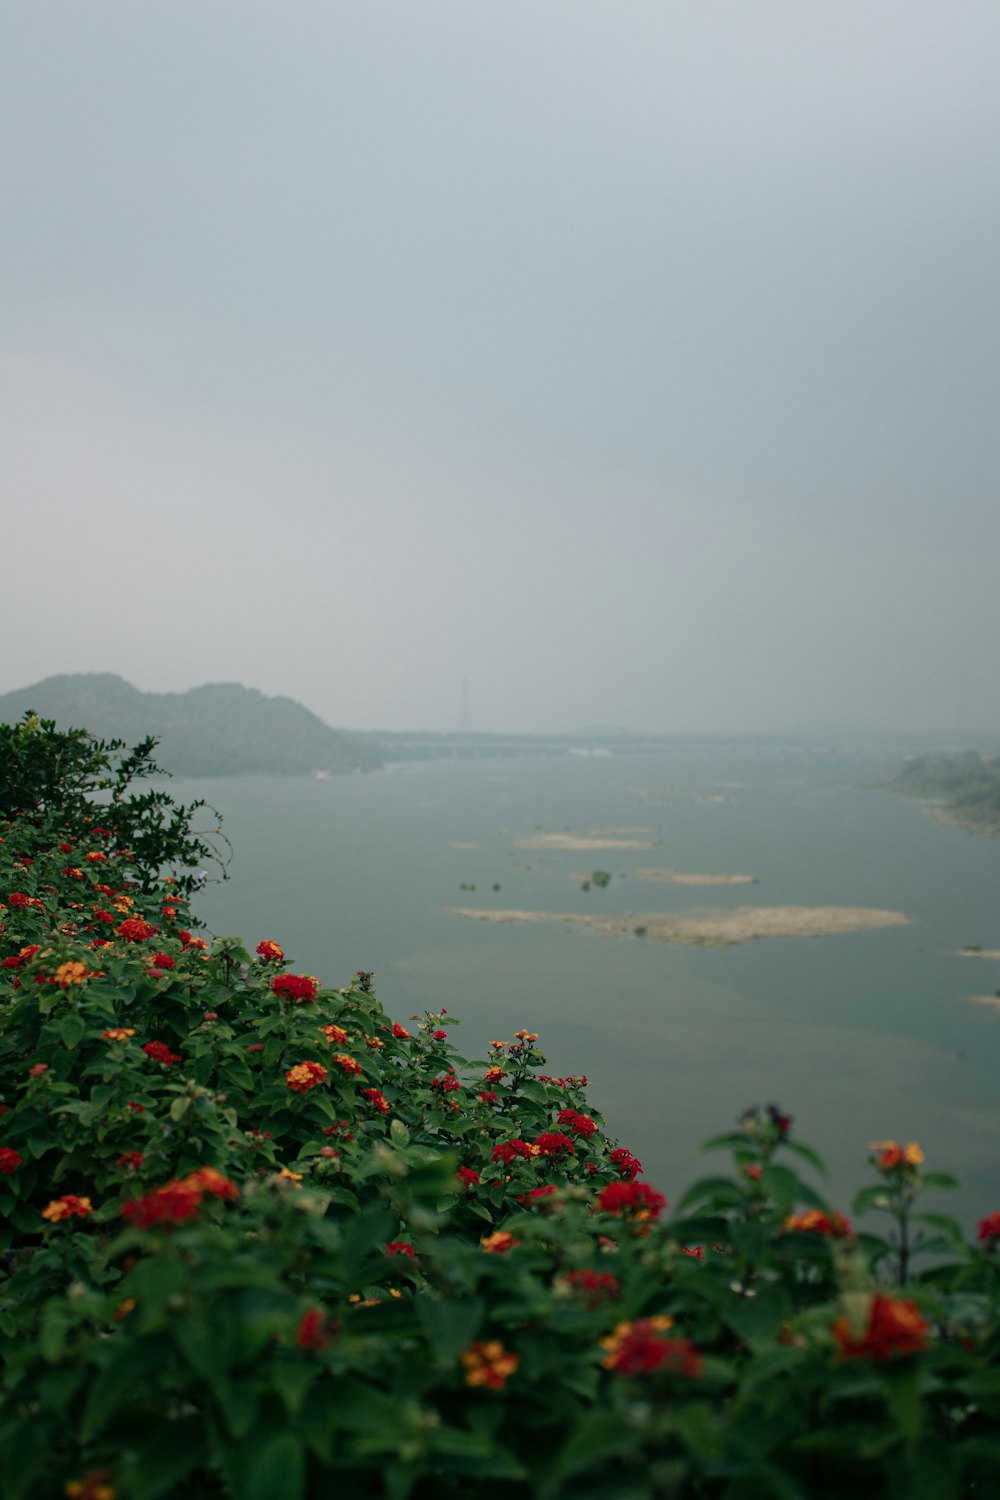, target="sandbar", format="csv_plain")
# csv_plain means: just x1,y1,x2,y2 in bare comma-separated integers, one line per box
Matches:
515,831,657,852
633,868,756,886
967,994,1000,1011
959,949,1000,961
448,904,910,948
